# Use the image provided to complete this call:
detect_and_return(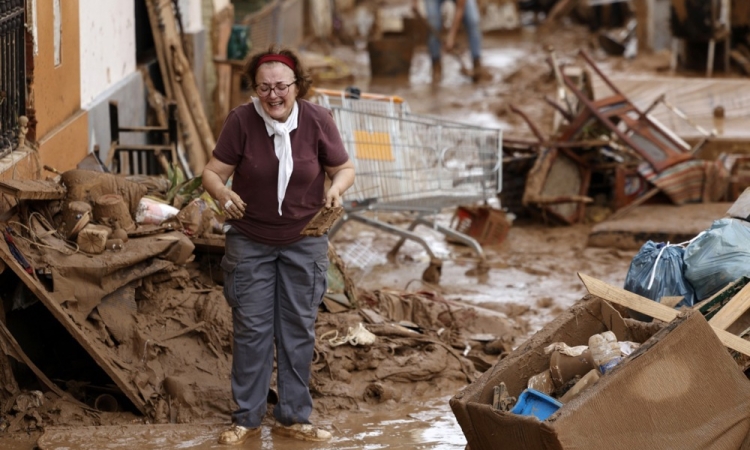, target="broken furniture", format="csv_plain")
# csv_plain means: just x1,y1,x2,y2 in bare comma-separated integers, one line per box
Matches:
509,105,593,225
145,0,215,174
107,100,178,176
560,50,693,174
